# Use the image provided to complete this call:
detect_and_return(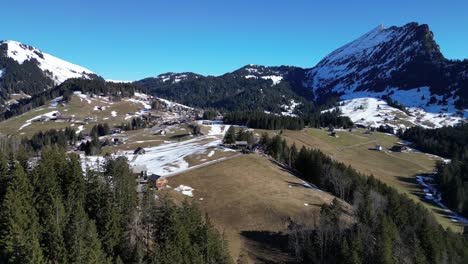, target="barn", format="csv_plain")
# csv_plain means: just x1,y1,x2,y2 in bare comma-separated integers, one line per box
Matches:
148,174,168,190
